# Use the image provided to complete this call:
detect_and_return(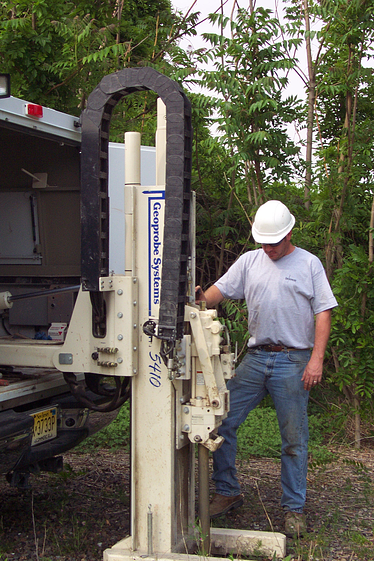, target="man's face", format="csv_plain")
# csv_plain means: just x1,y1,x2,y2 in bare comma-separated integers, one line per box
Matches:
261,232,294,261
